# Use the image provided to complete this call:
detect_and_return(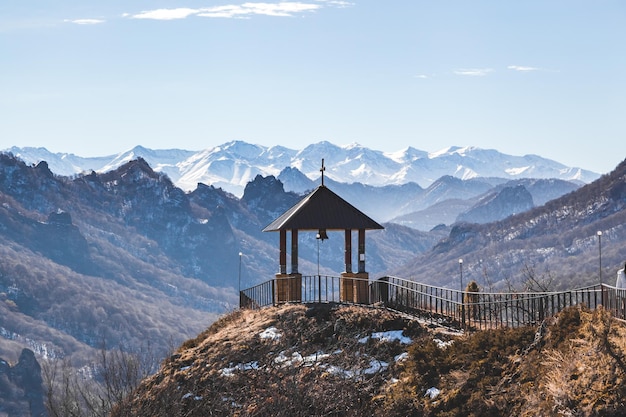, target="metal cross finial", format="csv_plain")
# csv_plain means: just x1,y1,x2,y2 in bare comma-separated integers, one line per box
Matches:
320,158,326,186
